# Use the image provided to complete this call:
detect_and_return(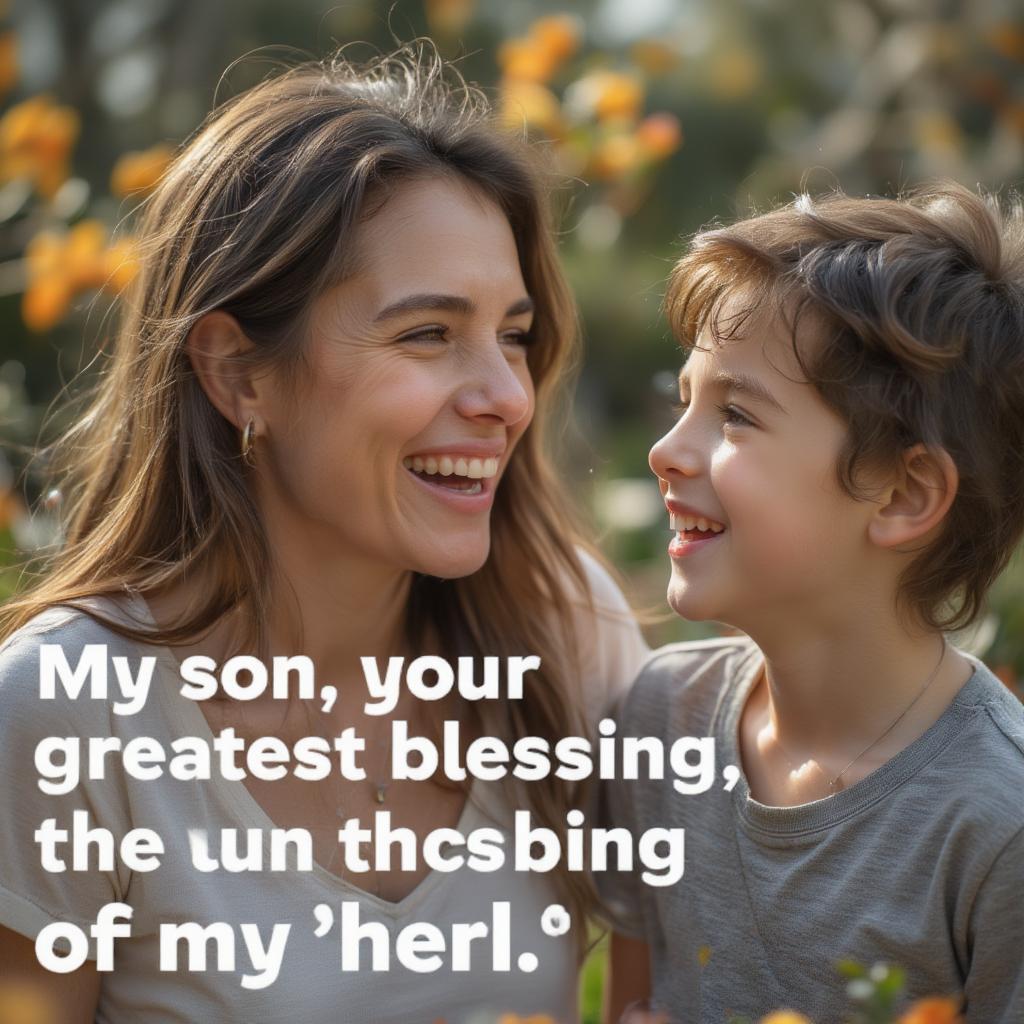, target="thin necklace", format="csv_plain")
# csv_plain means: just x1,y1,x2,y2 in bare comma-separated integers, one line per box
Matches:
765,637,948,792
